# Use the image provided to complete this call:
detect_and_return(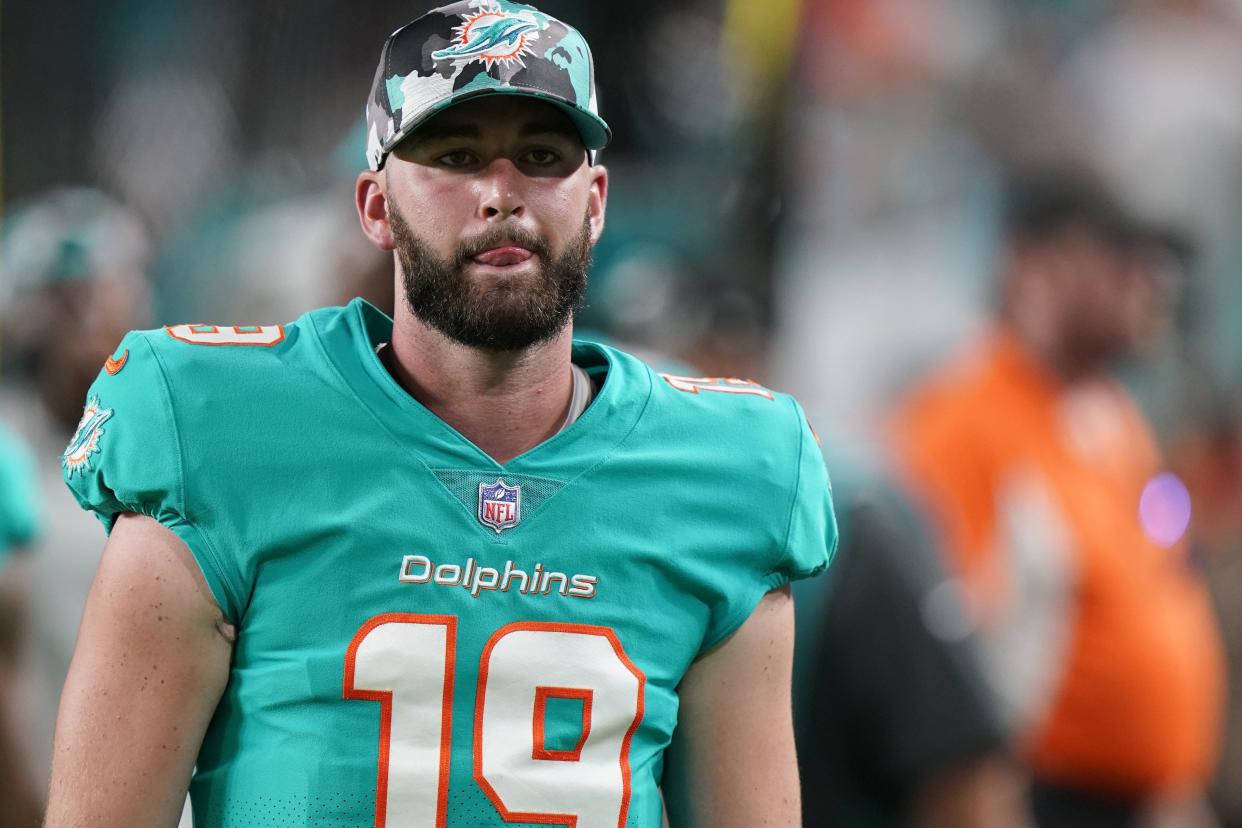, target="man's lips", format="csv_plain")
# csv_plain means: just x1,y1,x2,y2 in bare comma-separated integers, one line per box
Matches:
472,246,534,267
